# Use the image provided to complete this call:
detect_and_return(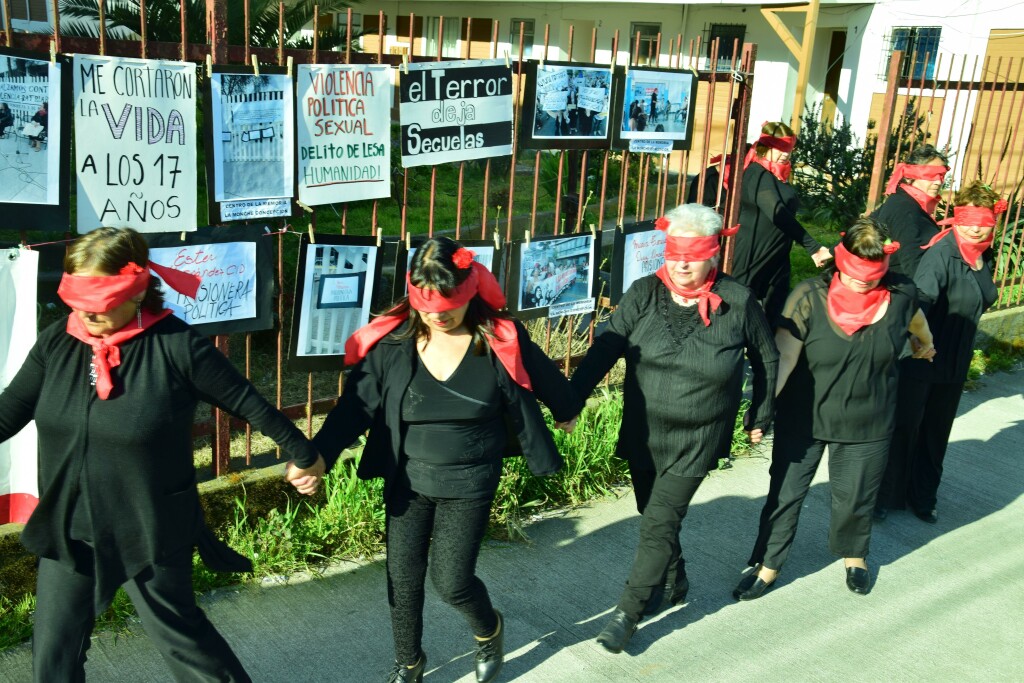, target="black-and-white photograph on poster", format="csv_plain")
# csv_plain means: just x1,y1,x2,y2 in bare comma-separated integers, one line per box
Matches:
209,68,294,221
611,67,698,151
392,237,505,302
610,220,664,305
522,61,613,150
508,233,597,320
399,59,513,168
289,235,381,372
145,224,274,336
